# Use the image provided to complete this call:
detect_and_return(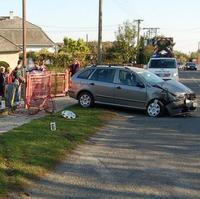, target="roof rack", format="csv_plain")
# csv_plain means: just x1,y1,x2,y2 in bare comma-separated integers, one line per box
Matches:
89,64,131,69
